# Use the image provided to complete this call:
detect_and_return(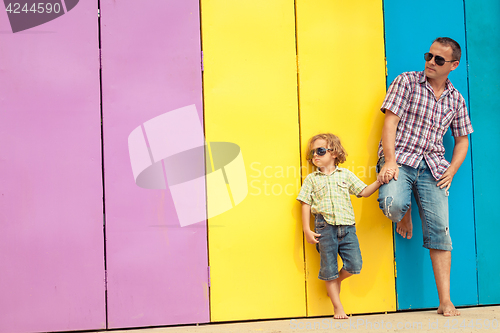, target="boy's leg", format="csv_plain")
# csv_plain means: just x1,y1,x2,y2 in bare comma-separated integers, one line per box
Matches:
325,225,360,319
336,268,352,292
325,278,349,319
315,217,348,318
